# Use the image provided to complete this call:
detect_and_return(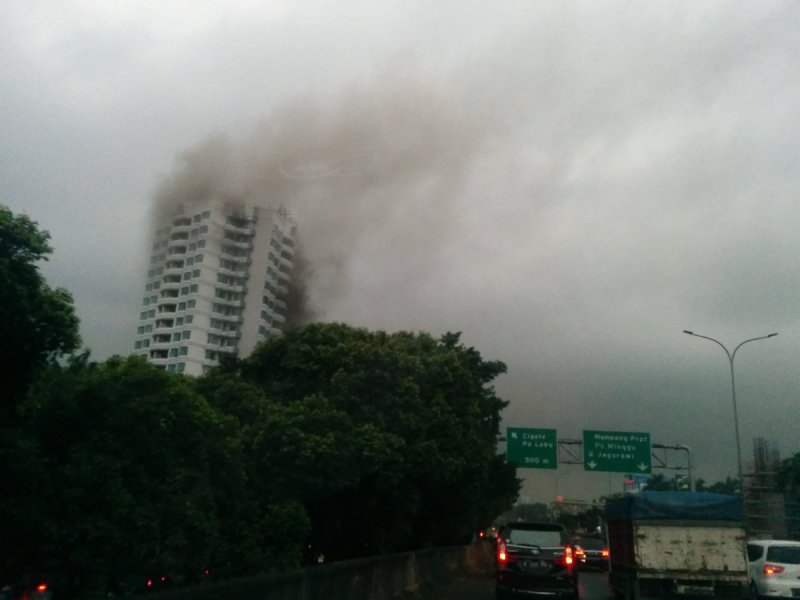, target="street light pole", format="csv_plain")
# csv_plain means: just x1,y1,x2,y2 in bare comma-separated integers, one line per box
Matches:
682,330,777,496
